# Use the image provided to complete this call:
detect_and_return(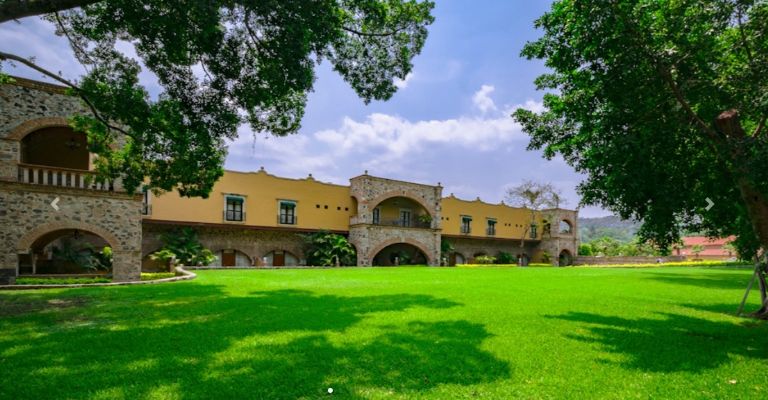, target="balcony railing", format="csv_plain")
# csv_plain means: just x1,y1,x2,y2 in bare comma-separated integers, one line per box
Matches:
373,219,432,229
486,227,496,236
278,215,296,225
17,163,121,191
